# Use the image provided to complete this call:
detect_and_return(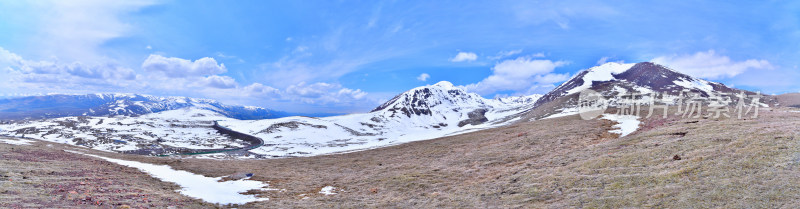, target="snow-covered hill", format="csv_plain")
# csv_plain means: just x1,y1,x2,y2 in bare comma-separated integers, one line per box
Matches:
0,62,778,158
0,93,287,120
527,62,776,119
218,81,540,157
0,108,245,153
0,82,541,158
